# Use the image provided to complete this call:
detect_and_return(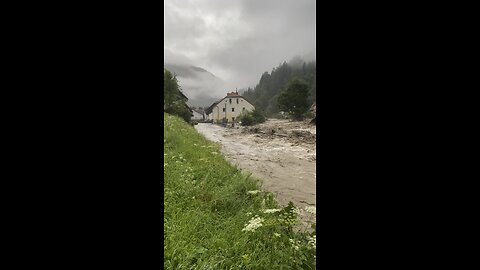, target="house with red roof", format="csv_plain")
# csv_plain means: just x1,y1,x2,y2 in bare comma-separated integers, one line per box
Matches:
205,91,255,124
